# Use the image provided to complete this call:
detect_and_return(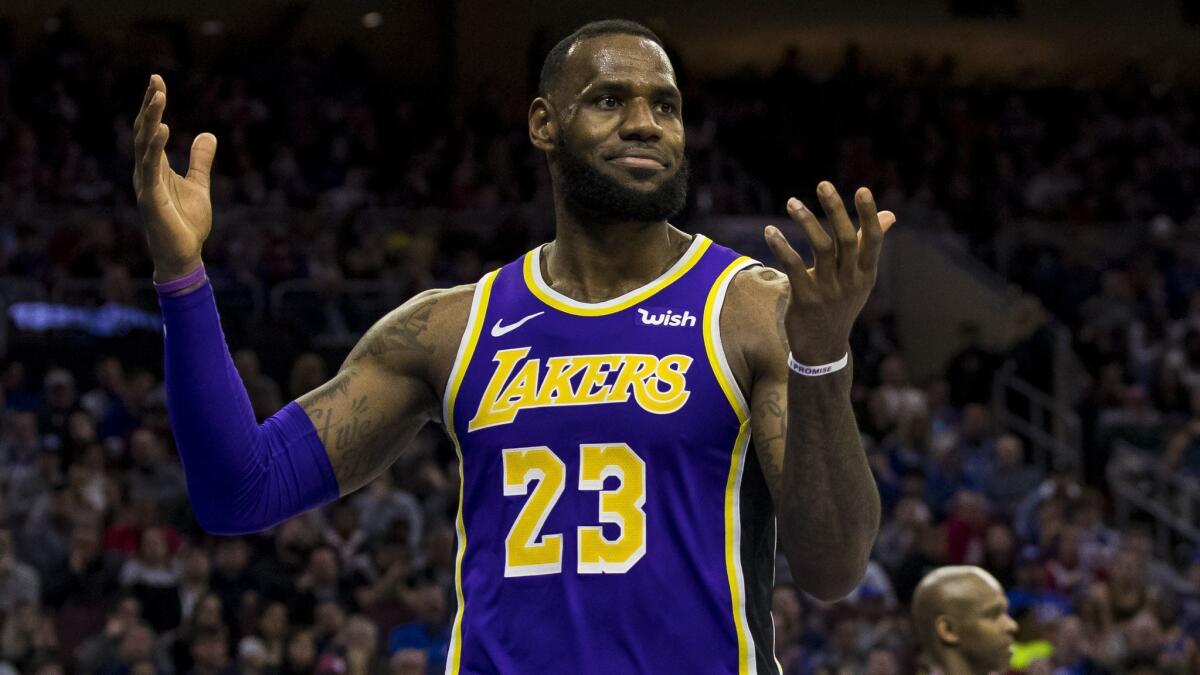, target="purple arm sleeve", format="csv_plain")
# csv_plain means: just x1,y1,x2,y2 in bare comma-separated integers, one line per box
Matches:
158,280,340,535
